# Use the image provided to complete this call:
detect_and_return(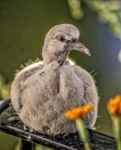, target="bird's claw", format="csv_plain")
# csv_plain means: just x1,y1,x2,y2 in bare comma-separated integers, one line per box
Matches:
8,116,19,122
